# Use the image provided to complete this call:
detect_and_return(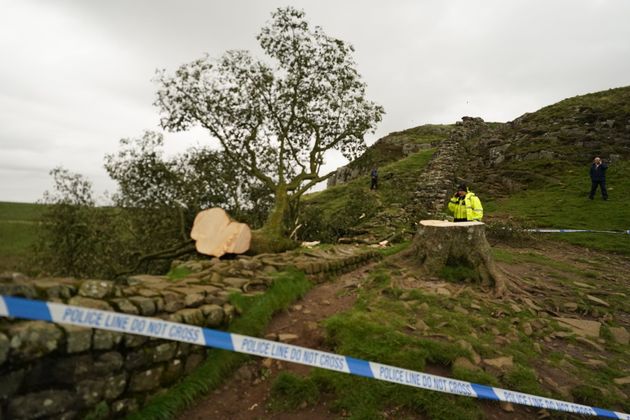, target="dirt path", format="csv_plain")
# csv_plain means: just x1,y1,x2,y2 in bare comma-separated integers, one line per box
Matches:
178,262,535,420
179,264,375,420
178,240,626,419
